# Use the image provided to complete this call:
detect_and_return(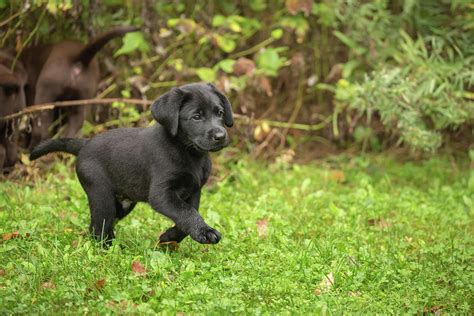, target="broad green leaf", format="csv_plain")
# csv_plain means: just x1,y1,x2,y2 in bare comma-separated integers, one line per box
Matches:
114,32,150,57
256,48,287,76
167,18,180,27
212,15,226,27
215,35,236,53
196,67,216,82
271,29,283,40
228,20,242,32
249,0,266,11
216,59,235,73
